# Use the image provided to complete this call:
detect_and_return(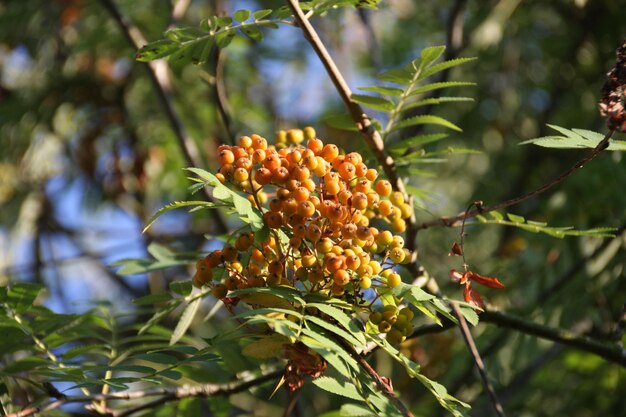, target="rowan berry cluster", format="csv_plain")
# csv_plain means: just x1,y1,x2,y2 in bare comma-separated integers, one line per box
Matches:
193,128,415,342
